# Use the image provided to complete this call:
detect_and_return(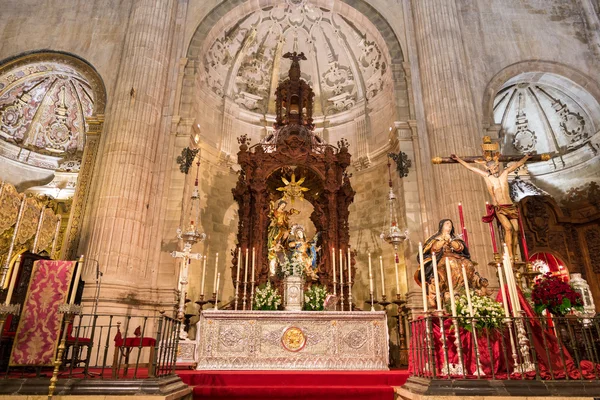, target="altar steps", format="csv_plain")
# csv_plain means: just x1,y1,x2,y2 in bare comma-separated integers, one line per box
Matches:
177,370,409,400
